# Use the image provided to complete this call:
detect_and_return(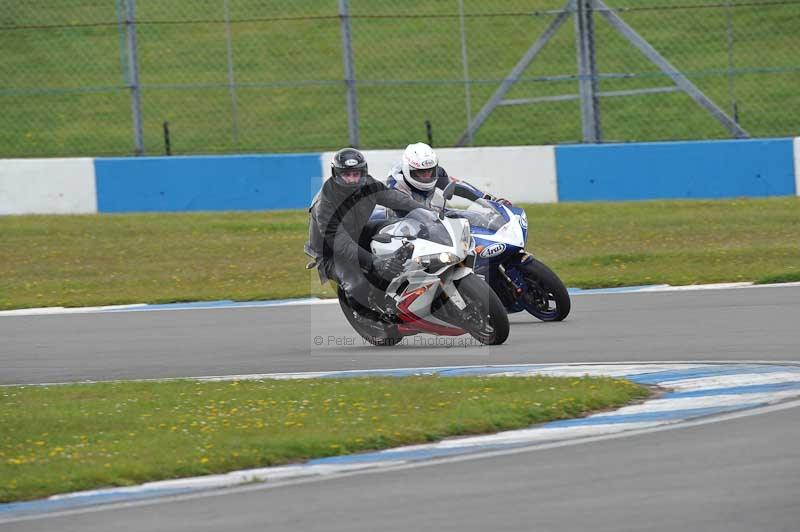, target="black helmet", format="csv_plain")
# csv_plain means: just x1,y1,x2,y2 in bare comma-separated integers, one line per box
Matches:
330,148,368,188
